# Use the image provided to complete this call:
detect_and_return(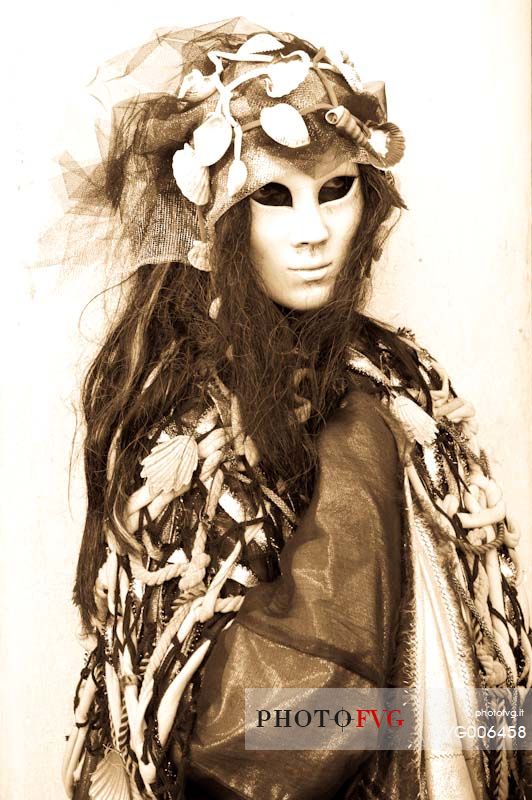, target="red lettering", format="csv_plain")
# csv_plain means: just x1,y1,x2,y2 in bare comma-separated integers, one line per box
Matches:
372,709,391,728
356,709,370,728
